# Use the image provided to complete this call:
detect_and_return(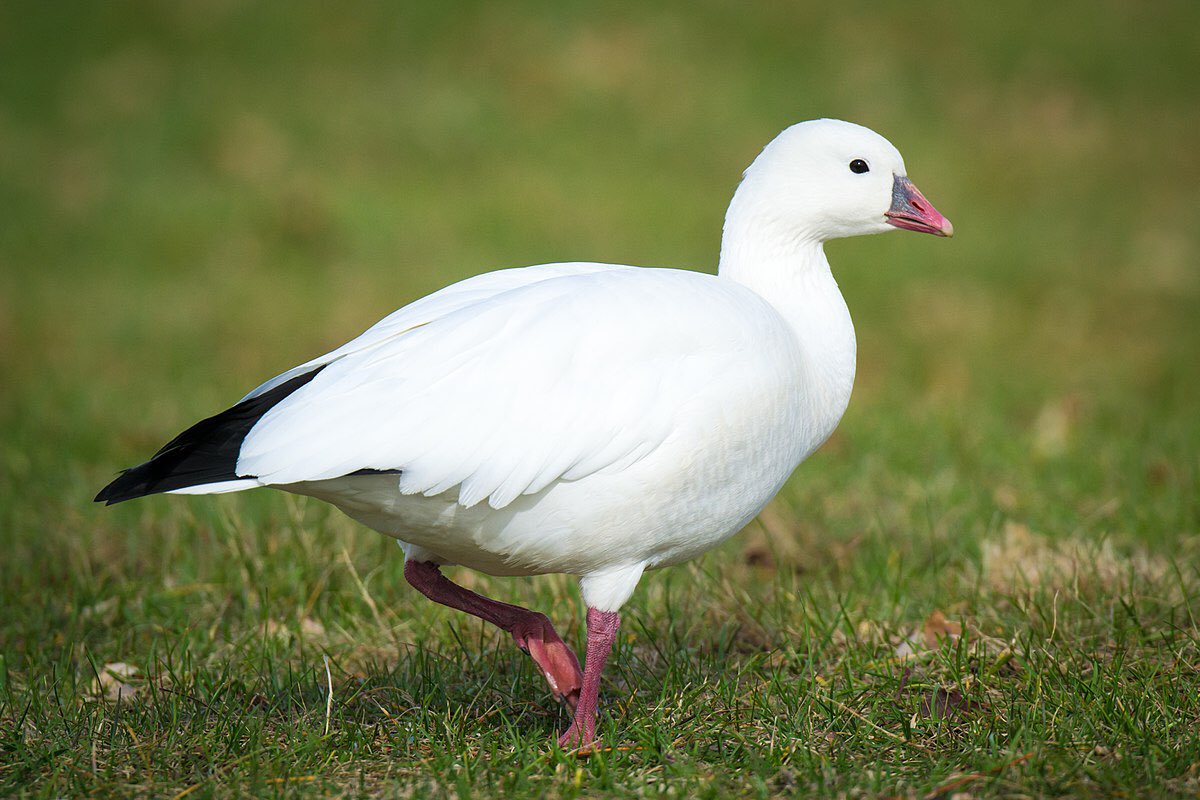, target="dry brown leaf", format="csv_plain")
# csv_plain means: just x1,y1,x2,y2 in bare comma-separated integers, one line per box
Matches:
923,609,962,648
920,687,973,721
